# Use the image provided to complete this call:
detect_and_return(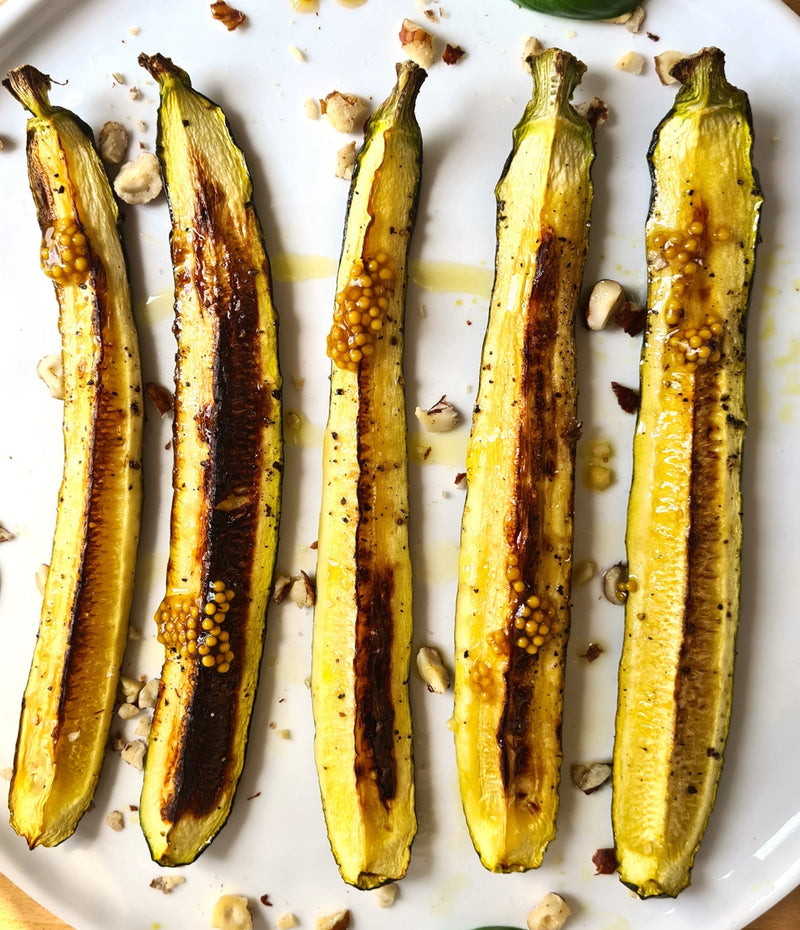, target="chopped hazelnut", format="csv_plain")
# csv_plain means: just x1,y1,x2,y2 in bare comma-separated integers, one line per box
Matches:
145,382,174,417
35,563,49,595
321,91,368,134
105,809,125,832
119,676,144,704
655,50,688,86
335,141,356,180
273,575,293,603
287,570,316,608
0,524,14,544
602,561,630,606
134,715,153,739
416,646,450,694
522,36,544,73
316,910,350,930
615,51,645,75
414,395,459,432
527,892,572,930
571,559,596,587
584,279,626,331
373,883,399,908
212,894,252,930
304,97,319,120
443,44,465,65
120,739,147,770
98,120,129,166
571,761,612,794
399,19,437,68
210,0,246,30
150,875,187,894
138,678,160,710
117,702,141,720
113,152,162,205
36,353,64,400
277,915,299,930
